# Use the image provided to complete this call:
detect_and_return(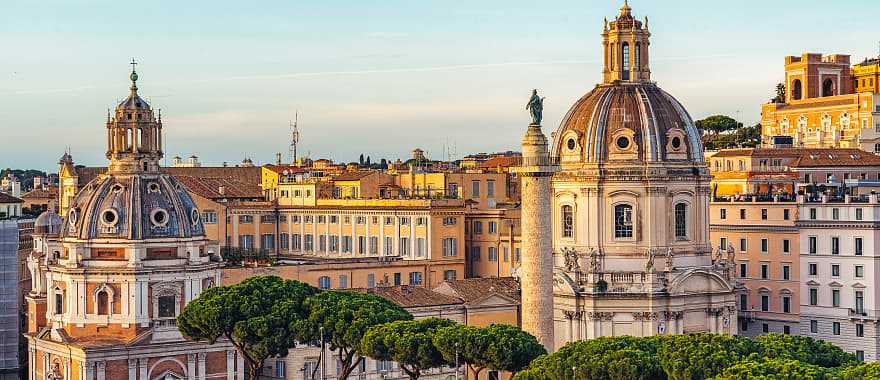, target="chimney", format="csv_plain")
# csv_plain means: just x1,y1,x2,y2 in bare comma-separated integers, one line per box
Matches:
276,153,282,165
